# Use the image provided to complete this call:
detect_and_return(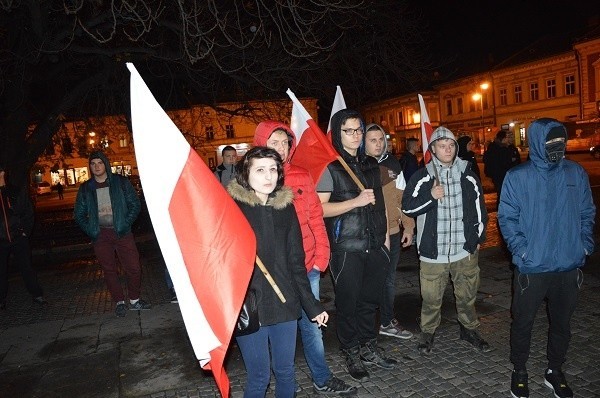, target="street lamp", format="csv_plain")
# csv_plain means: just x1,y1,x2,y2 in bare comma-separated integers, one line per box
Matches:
472,83,489,149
